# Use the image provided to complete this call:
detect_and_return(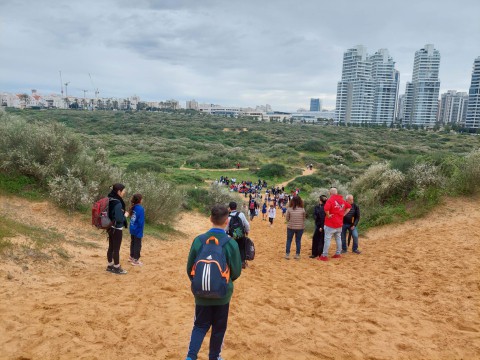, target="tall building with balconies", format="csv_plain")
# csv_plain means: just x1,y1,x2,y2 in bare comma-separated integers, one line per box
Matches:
465,57,480,129
438,90,469,125
336,46,398,125
336,45,374,124
370,49,399,125
403,44,441,127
